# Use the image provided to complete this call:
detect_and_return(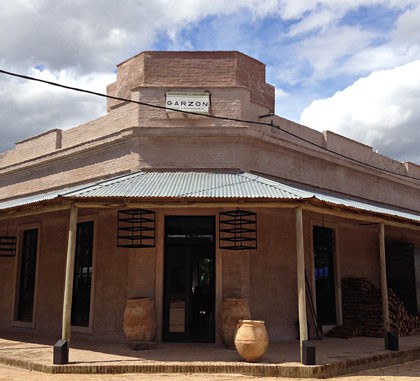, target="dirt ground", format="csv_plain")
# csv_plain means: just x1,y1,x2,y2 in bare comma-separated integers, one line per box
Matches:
1,360,420,381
